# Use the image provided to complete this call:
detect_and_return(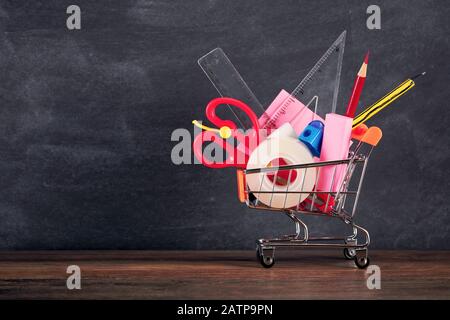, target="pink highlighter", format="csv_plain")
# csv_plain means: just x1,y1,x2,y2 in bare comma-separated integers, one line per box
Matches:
316,113,353,193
